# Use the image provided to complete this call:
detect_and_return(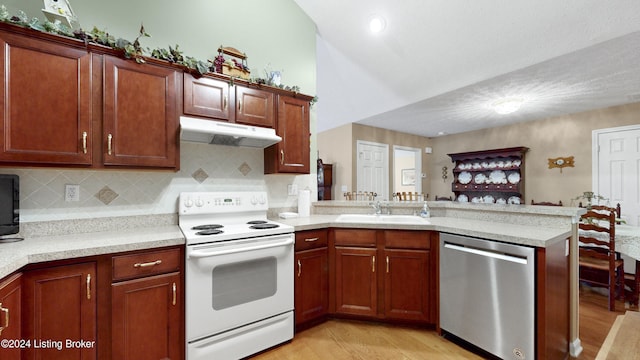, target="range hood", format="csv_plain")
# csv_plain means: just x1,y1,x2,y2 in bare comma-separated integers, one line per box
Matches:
180,116,281,148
